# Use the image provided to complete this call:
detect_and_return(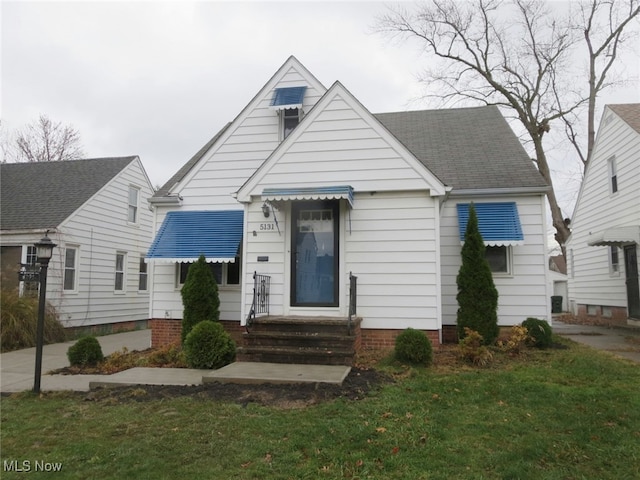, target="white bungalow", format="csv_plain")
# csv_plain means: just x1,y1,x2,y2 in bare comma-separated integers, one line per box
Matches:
0,157,155,334
146,56,550,360
566,104,640,326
